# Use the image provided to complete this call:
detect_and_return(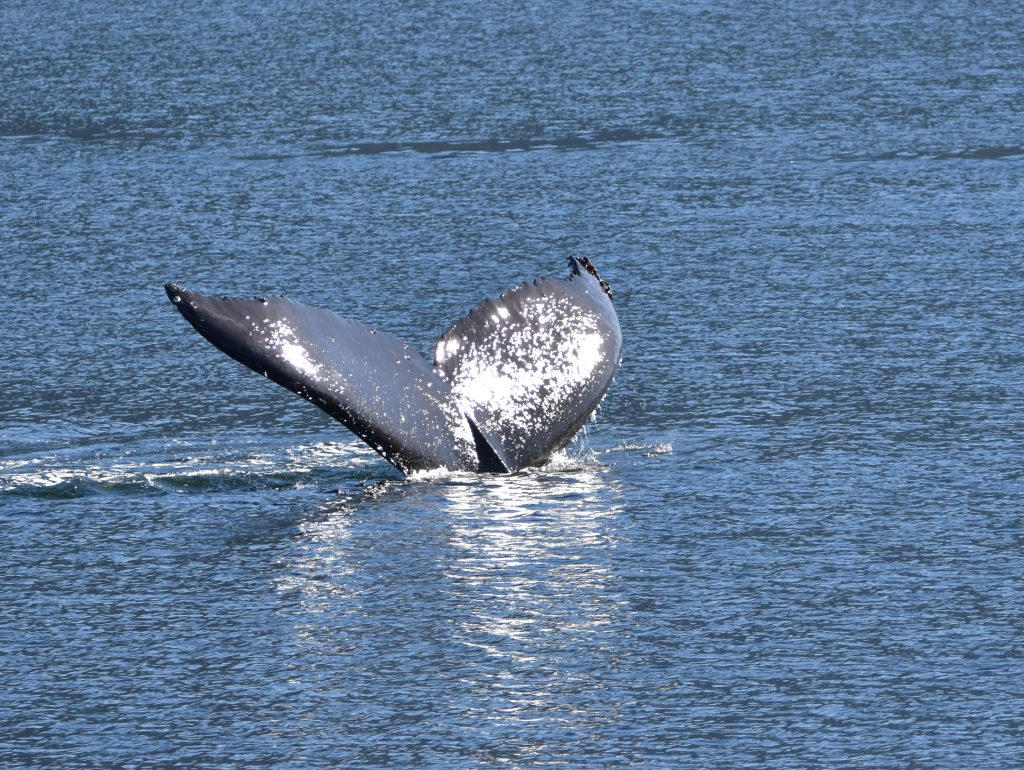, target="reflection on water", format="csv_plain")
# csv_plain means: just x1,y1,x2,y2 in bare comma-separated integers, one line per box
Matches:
272,462,633,762
442,466,622,662
441,467,630,758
